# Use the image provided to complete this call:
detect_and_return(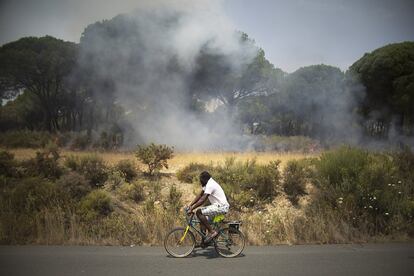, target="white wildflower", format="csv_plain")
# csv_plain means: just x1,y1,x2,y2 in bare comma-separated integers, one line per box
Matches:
385,212,389,216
